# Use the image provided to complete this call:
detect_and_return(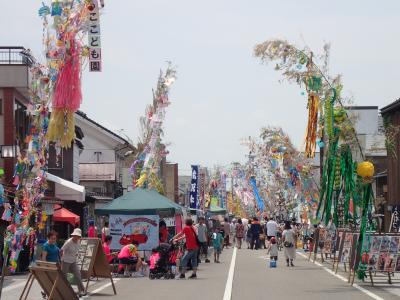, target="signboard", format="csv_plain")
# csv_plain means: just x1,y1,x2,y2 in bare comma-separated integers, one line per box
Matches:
109,215,160,251
88,0,102,72
75,238,116,294
21,261,78,300
390,205,400,232
189,165,199,209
